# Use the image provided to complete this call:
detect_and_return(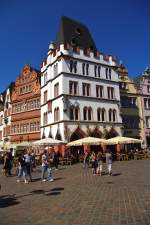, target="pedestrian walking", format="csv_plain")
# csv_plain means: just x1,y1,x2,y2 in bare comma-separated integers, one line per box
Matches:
97,151,103,176
24,149,32,182
91,152,97,175
41,150,53,182
105,150,112,175
17,153,28,183
83,151,89,169
3,152,10,176
8,148,13,176
52,151,59,170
